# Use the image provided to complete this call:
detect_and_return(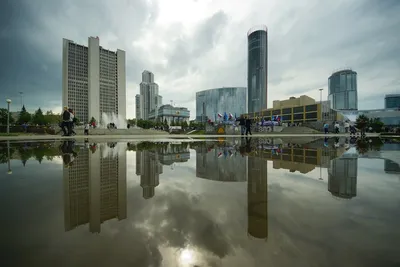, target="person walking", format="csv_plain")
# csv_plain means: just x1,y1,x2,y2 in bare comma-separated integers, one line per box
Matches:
61,106,71,136
344,121,350,133
236,115,246,135
334,121,340,134
245,116,252,136
323,122,329,134
68,108,76,136
84,122,90,135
